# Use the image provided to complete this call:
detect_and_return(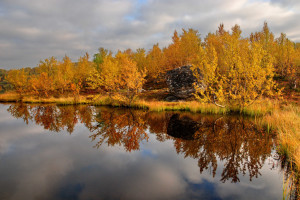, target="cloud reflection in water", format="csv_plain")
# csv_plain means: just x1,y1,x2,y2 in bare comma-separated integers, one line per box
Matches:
0,103,283,200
